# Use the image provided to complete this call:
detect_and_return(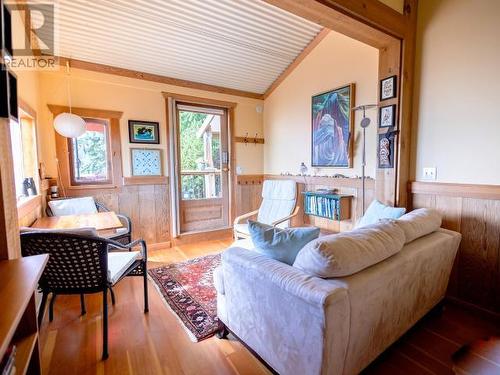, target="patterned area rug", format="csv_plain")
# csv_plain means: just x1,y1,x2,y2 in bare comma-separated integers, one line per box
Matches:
148,254,222,342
